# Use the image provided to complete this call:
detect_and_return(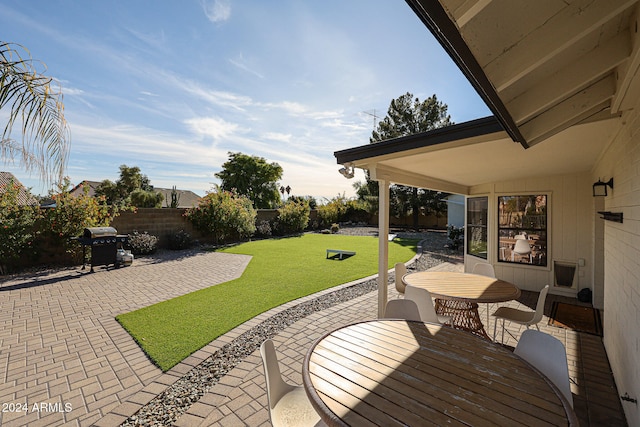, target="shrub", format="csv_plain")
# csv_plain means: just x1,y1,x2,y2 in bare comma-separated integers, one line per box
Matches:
317,199,343,227
130,189,164,208
344,199,370,223
255,220,272,237
128,231,159,255
447,225,464,250
184,189,256,244
275,199,310,235
0,181,42,274
317,195,356,227
167,230,193,250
